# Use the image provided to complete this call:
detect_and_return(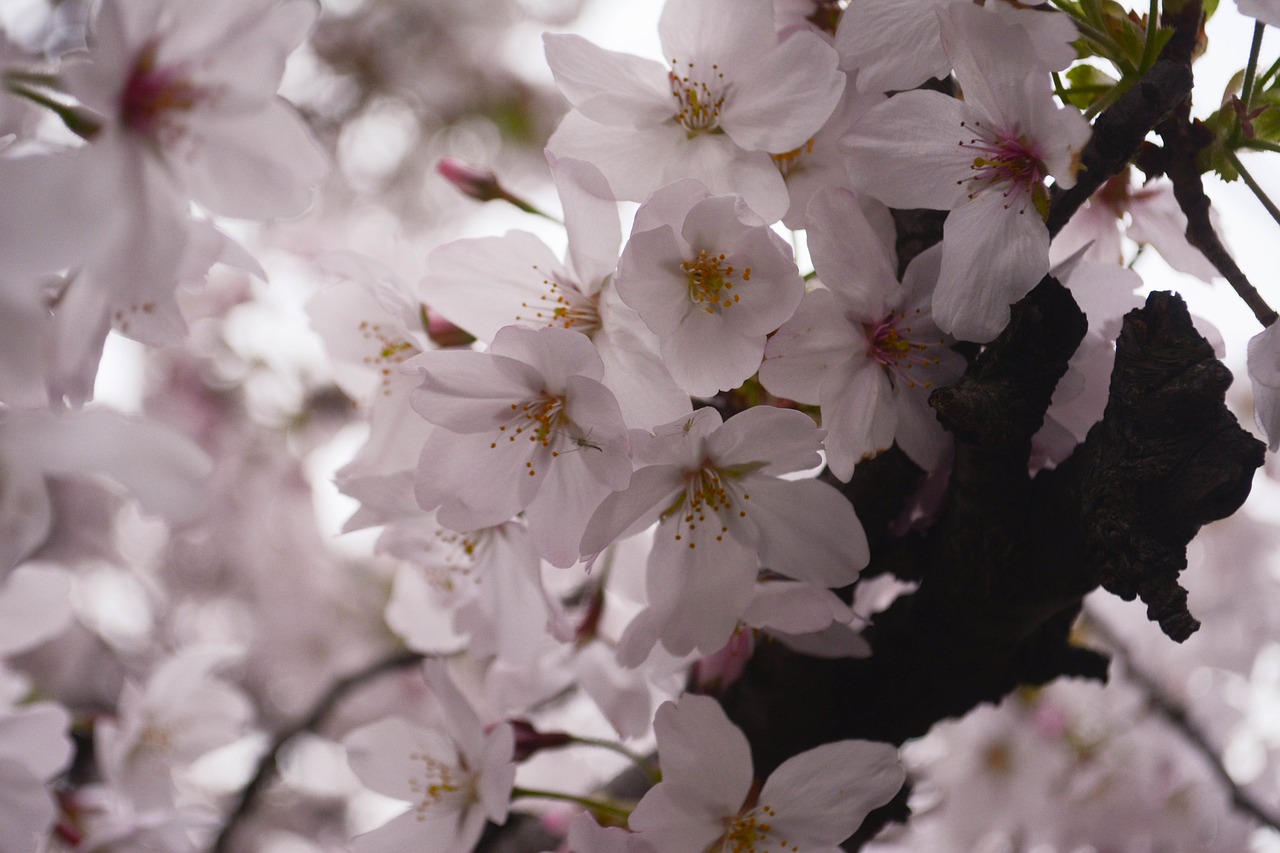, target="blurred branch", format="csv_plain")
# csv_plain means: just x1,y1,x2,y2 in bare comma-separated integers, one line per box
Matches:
1082,609,1280,833
210,650,427,853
